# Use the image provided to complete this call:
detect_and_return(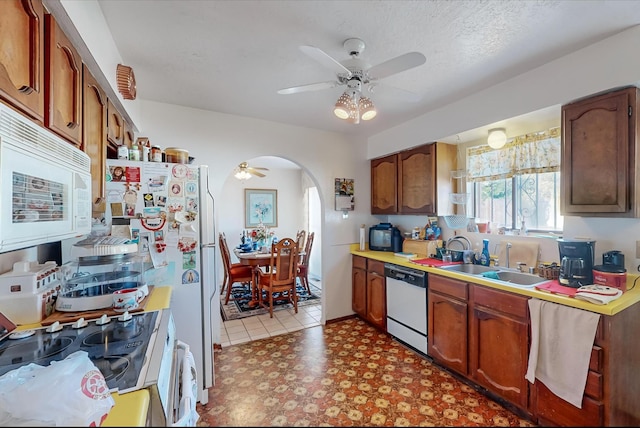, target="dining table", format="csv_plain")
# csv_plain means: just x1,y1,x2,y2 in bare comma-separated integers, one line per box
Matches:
233,247,305,307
